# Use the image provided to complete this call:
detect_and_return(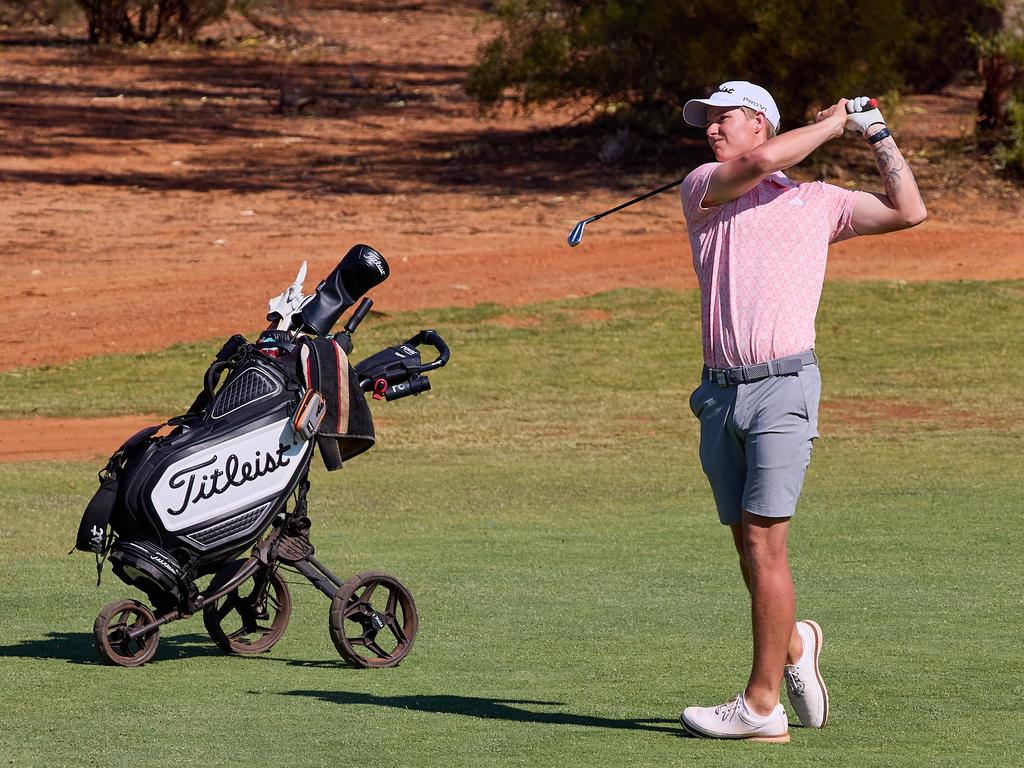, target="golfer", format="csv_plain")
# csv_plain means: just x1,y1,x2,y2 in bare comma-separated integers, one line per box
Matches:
677,81,926,742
